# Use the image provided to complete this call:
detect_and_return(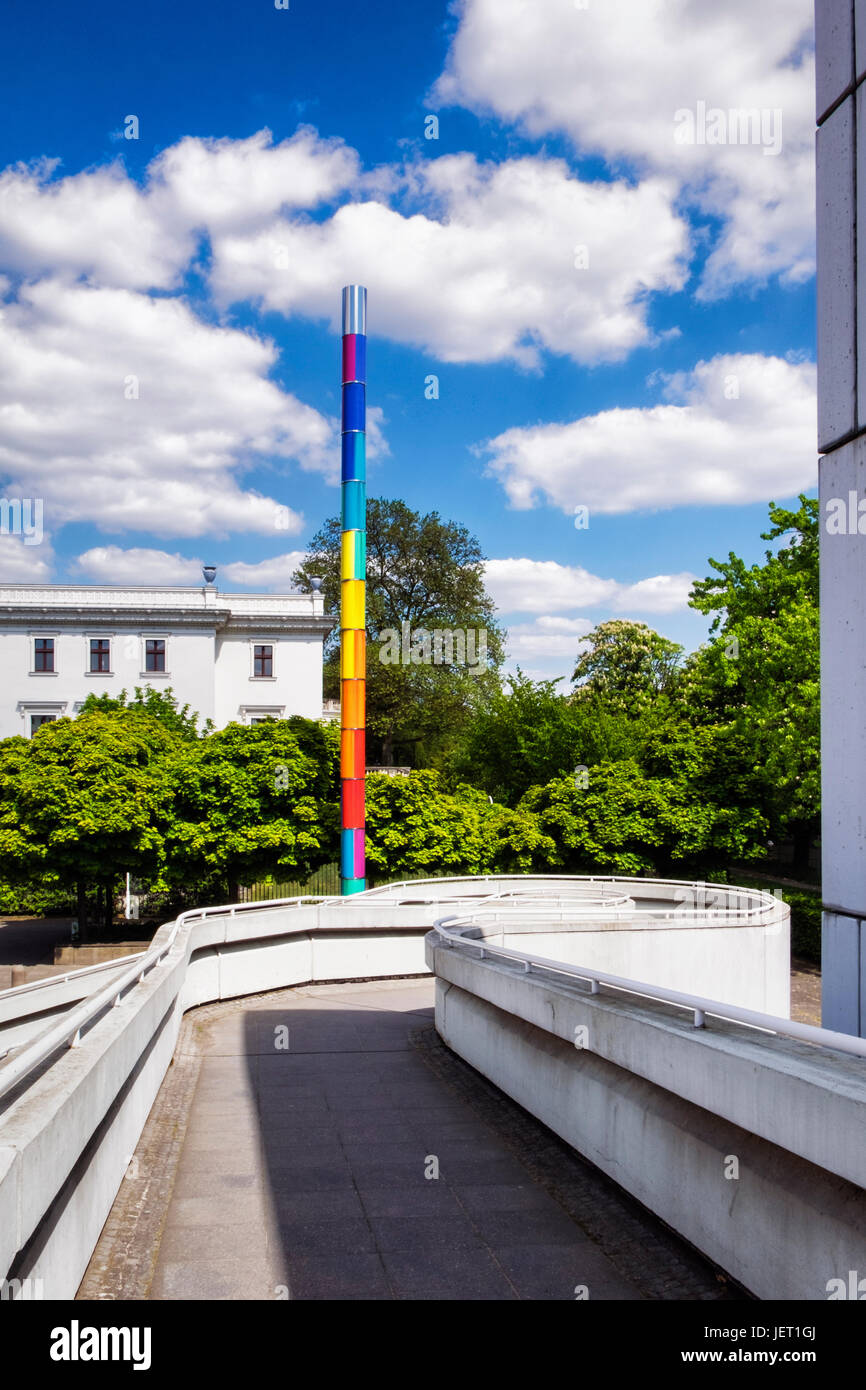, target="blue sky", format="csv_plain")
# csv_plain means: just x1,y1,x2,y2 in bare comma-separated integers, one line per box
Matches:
0,0,817,681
